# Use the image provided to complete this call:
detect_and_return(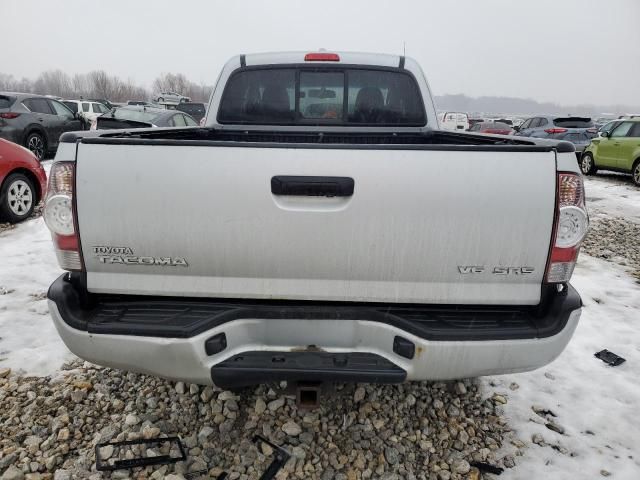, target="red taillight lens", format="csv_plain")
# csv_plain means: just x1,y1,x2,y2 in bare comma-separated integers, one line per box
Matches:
304,53,340,61
545,128,568,134
0,112,20,119
44,162,83,271
545,172,588,283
